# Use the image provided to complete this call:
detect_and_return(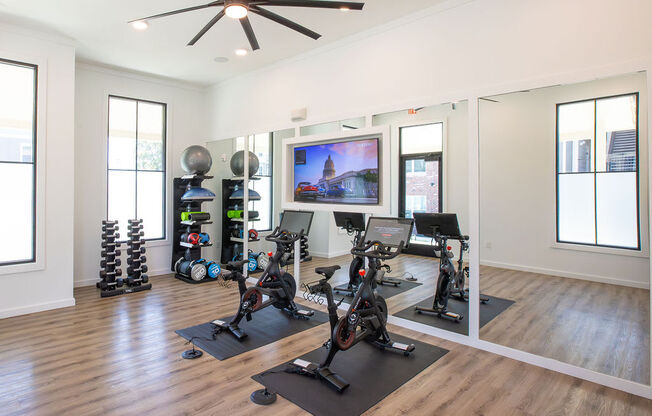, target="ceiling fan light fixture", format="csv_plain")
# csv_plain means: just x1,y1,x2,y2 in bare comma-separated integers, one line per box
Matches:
131,20,149,31
234,48,248,56
225,3,248,19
